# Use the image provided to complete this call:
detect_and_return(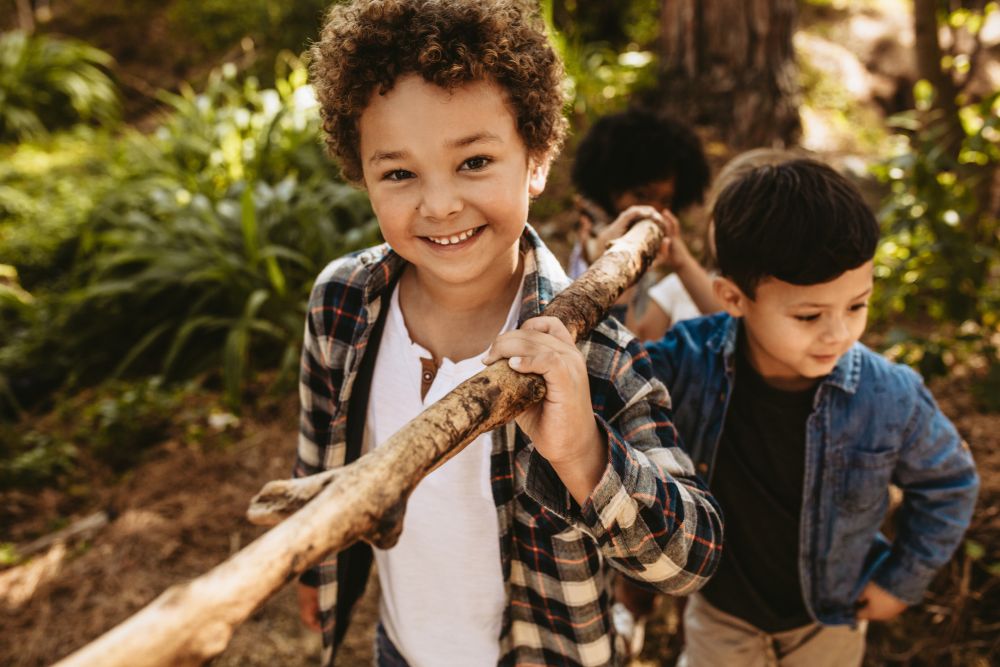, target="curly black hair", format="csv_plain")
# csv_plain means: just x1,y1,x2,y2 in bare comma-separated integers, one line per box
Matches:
571,109,710,216
310,0,567,184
